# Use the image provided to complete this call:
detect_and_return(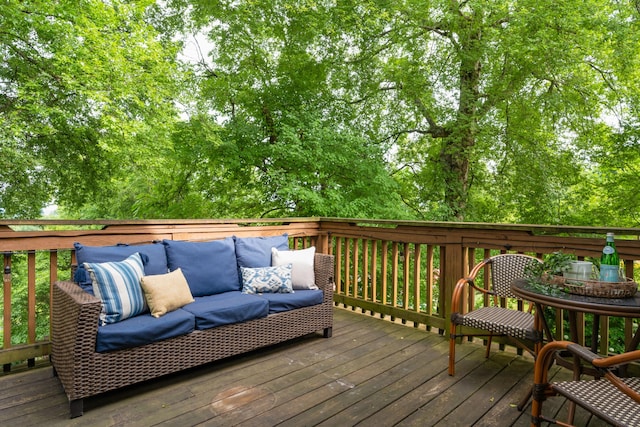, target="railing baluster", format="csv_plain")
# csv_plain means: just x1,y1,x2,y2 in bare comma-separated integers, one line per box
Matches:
391,242,399,321
335,237,342,302
345,238,351,300
2,253,11,372
402,243,410,322
362,239,369,303
27,251,36,367
352,238,359,308
49,251,58,340
426,245,434,318
413,244,421,313
371,240,378,315
381,241,388,314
